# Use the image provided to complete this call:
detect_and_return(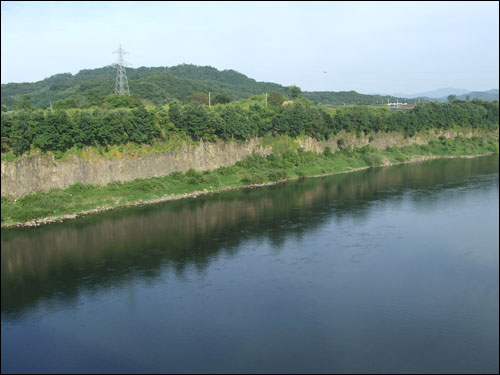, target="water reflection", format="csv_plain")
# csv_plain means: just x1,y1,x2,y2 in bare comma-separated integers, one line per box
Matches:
2,155,498,320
